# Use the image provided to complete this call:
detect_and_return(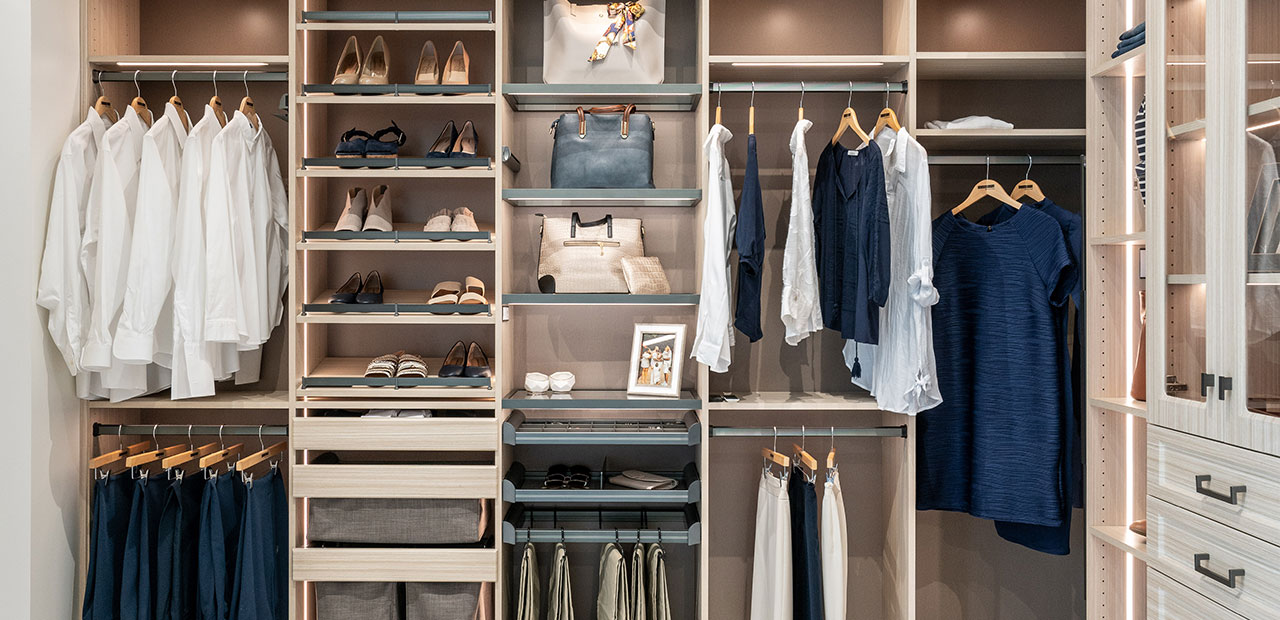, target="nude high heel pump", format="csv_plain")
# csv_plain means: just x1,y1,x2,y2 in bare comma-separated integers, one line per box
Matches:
442,41,470,85
332,36,362,85
415,41,440,85
359,36,390,85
